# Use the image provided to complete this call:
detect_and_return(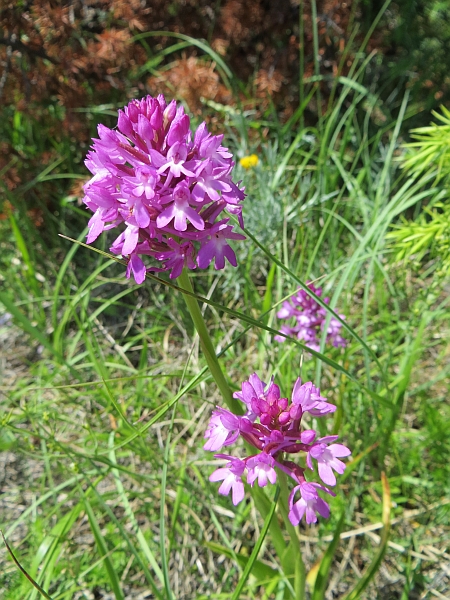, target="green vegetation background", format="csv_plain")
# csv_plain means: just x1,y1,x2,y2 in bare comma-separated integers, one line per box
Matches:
0,1,449,599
